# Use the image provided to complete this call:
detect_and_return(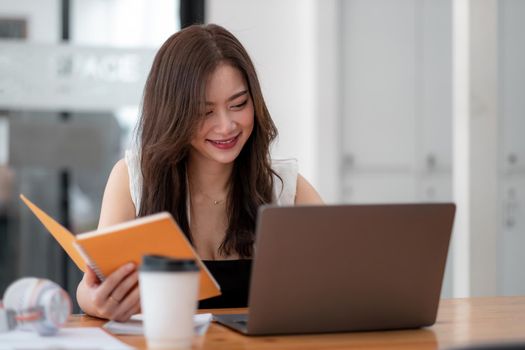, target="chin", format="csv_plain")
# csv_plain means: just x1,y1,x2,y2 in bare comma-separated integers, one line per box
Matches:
208,152,241,164
204,143,246,164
